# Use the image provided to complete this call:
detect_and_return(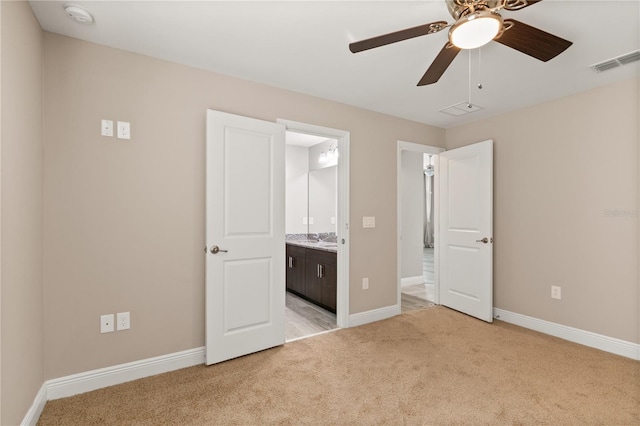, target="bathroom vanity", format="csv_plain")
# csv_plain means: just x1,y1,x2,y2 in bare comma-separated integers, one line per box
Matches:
285,241,337,313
